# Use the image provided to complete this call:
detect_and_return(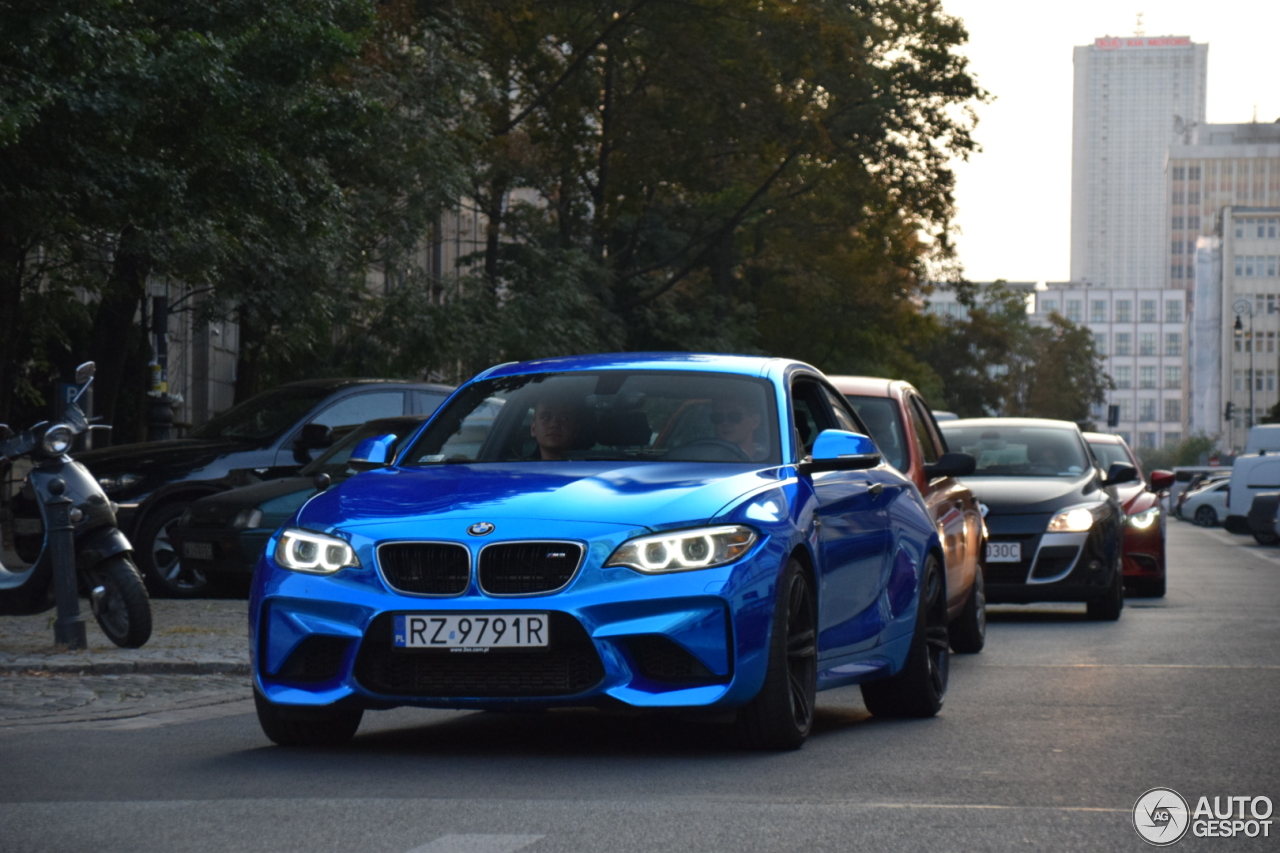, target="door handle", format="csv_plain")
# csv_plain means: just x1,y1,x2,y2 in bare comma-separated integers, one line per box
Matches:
867,482,884,497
